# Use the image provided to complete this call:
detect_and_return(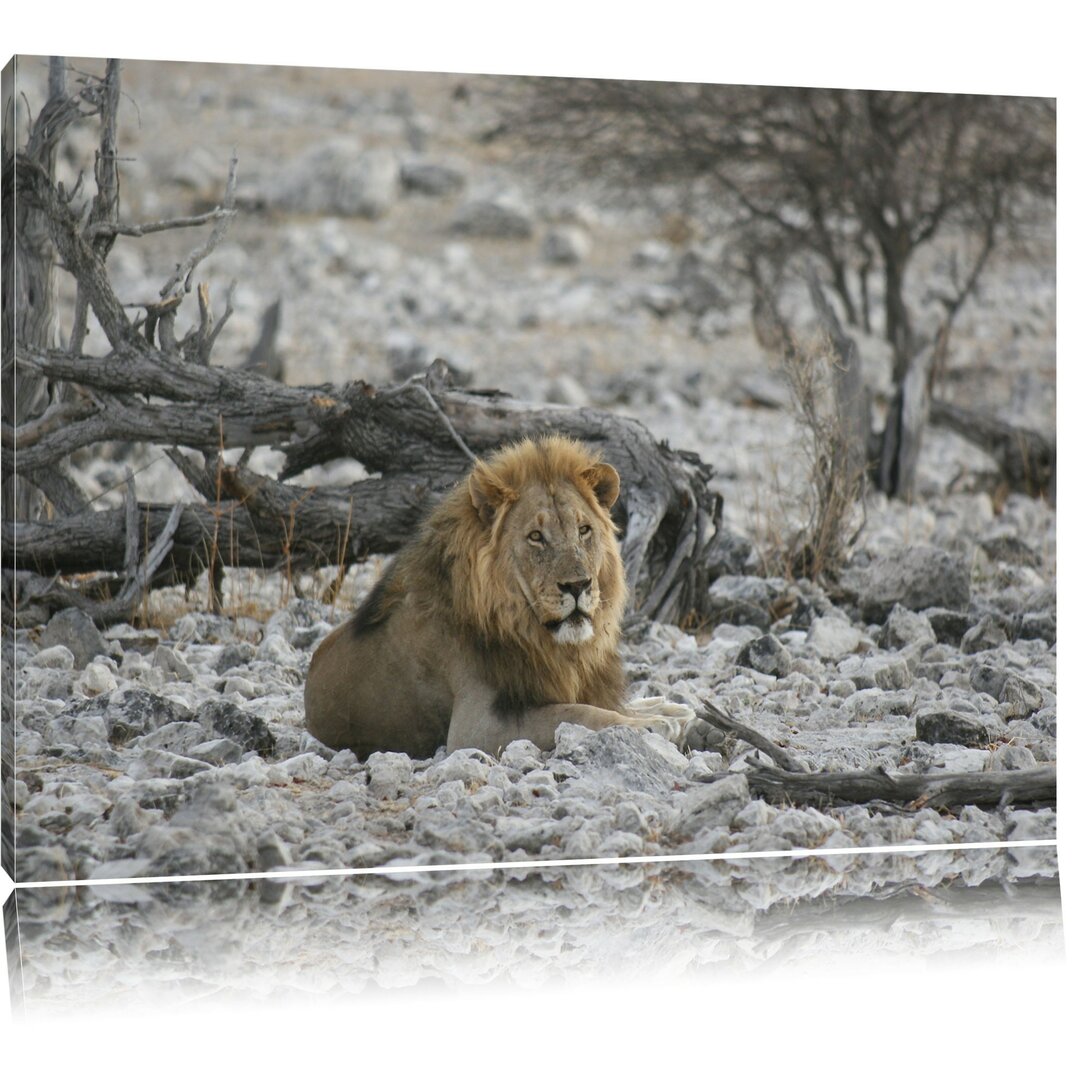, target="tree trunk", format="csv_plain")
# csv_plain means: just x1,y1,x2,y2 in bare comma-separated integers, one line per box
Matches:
881,245,913,380
2,58,69,522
